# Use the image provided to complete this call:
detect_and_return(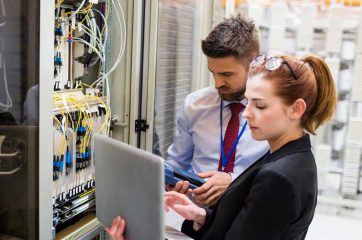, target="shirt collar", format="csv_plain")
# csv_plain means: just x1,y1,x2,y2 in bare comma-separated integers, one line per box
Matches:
268,134,312,162
222,97,248,108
